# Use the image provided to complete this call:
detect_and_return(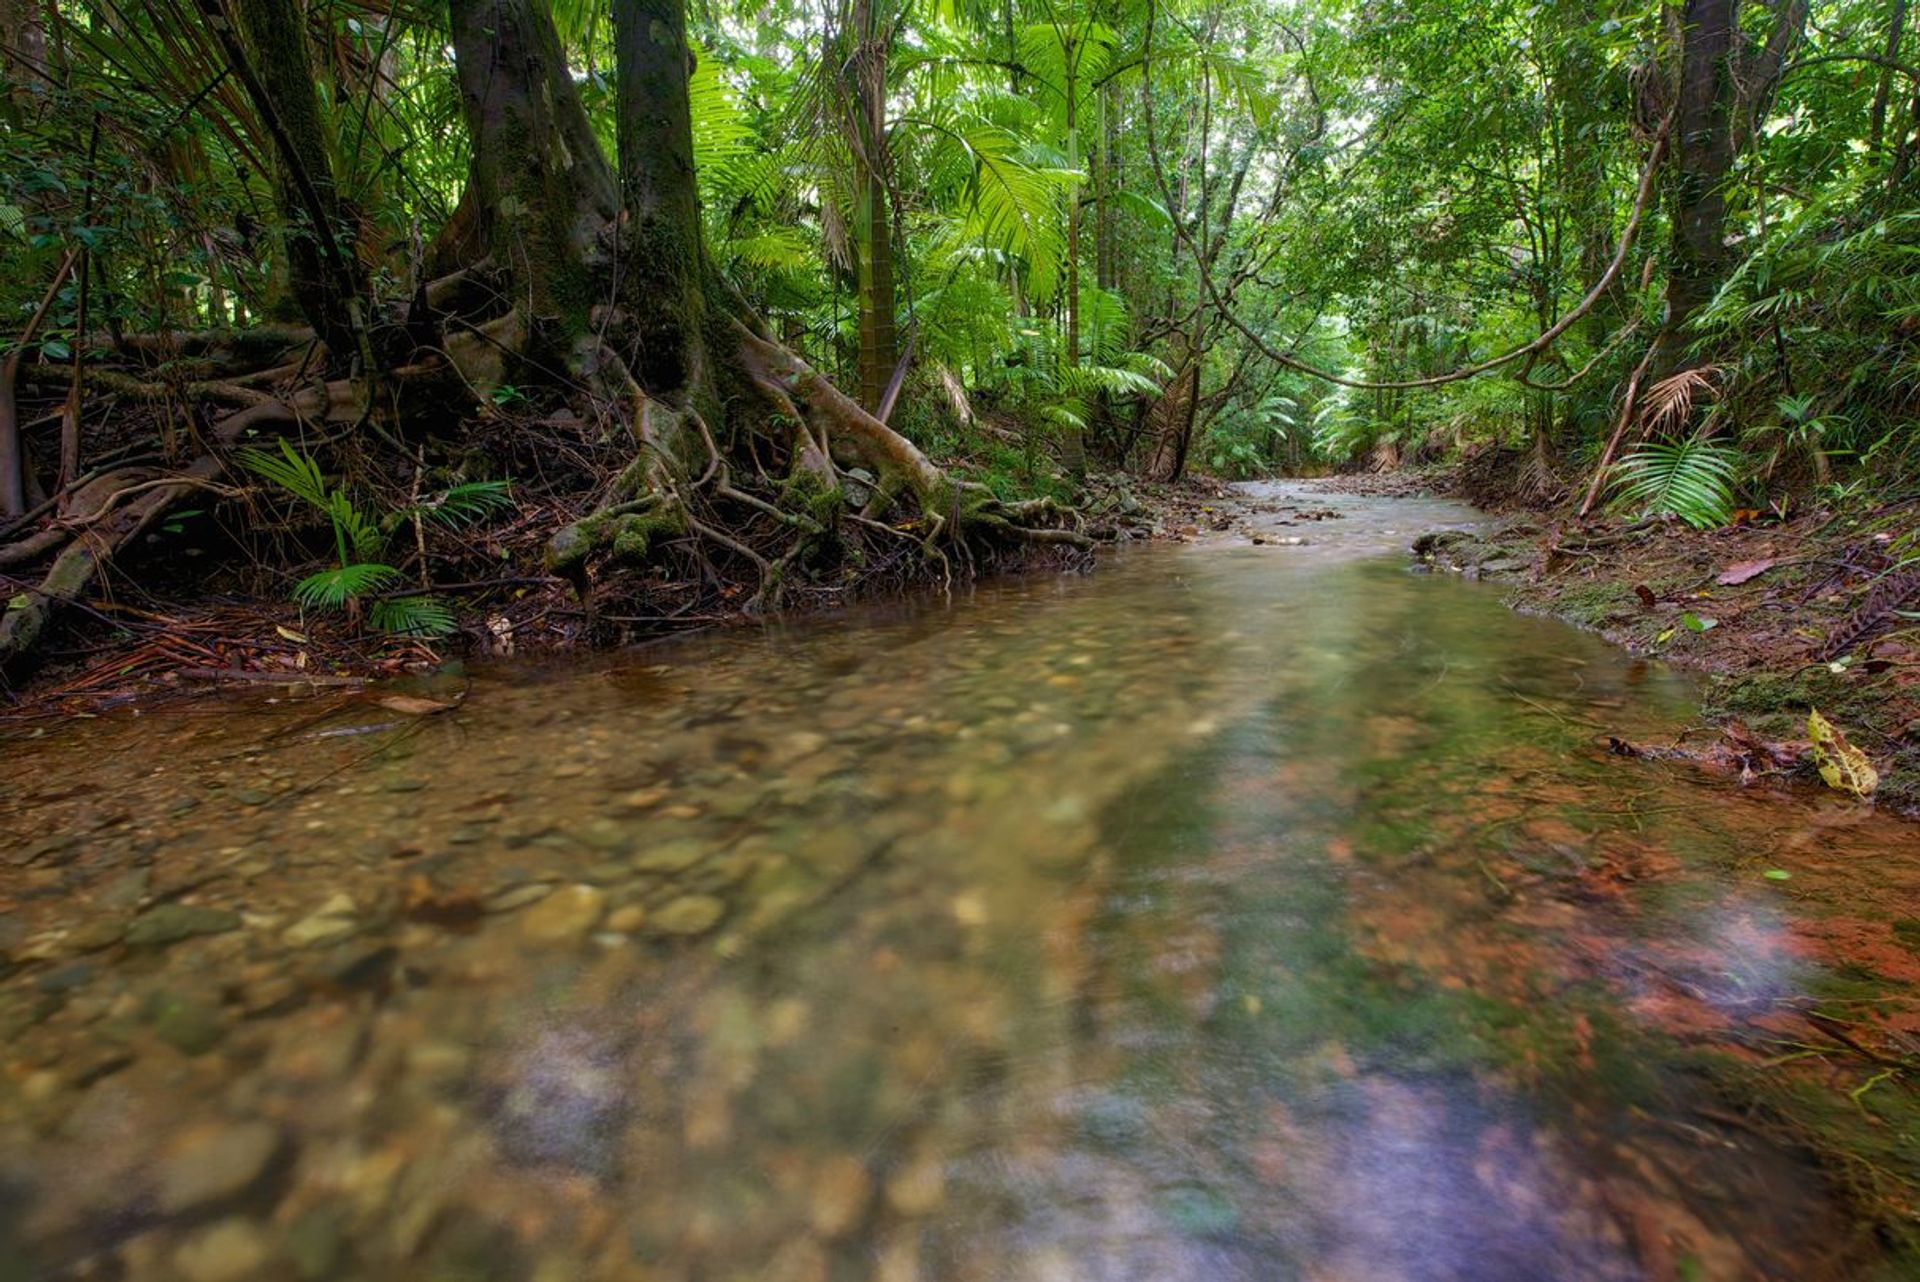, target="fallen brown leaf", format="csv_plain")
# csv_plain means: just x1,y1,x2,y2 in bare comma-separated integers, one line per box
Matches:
1715,558,1778,586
